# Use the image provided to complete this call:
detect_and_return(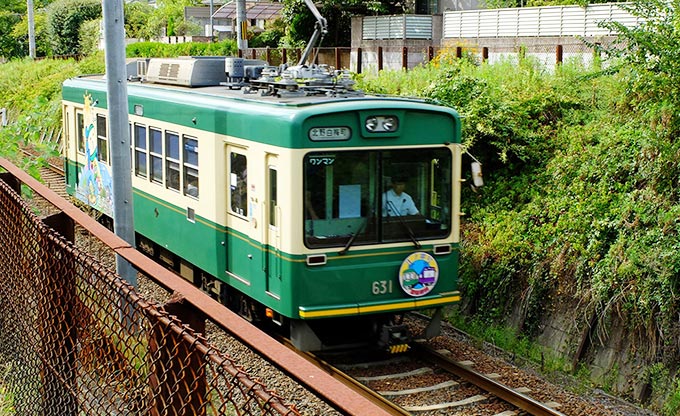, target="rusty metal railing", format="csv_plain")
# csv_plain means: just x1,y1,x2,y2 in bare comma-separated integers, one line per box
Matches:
0,157,392,416
0,168,301,415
